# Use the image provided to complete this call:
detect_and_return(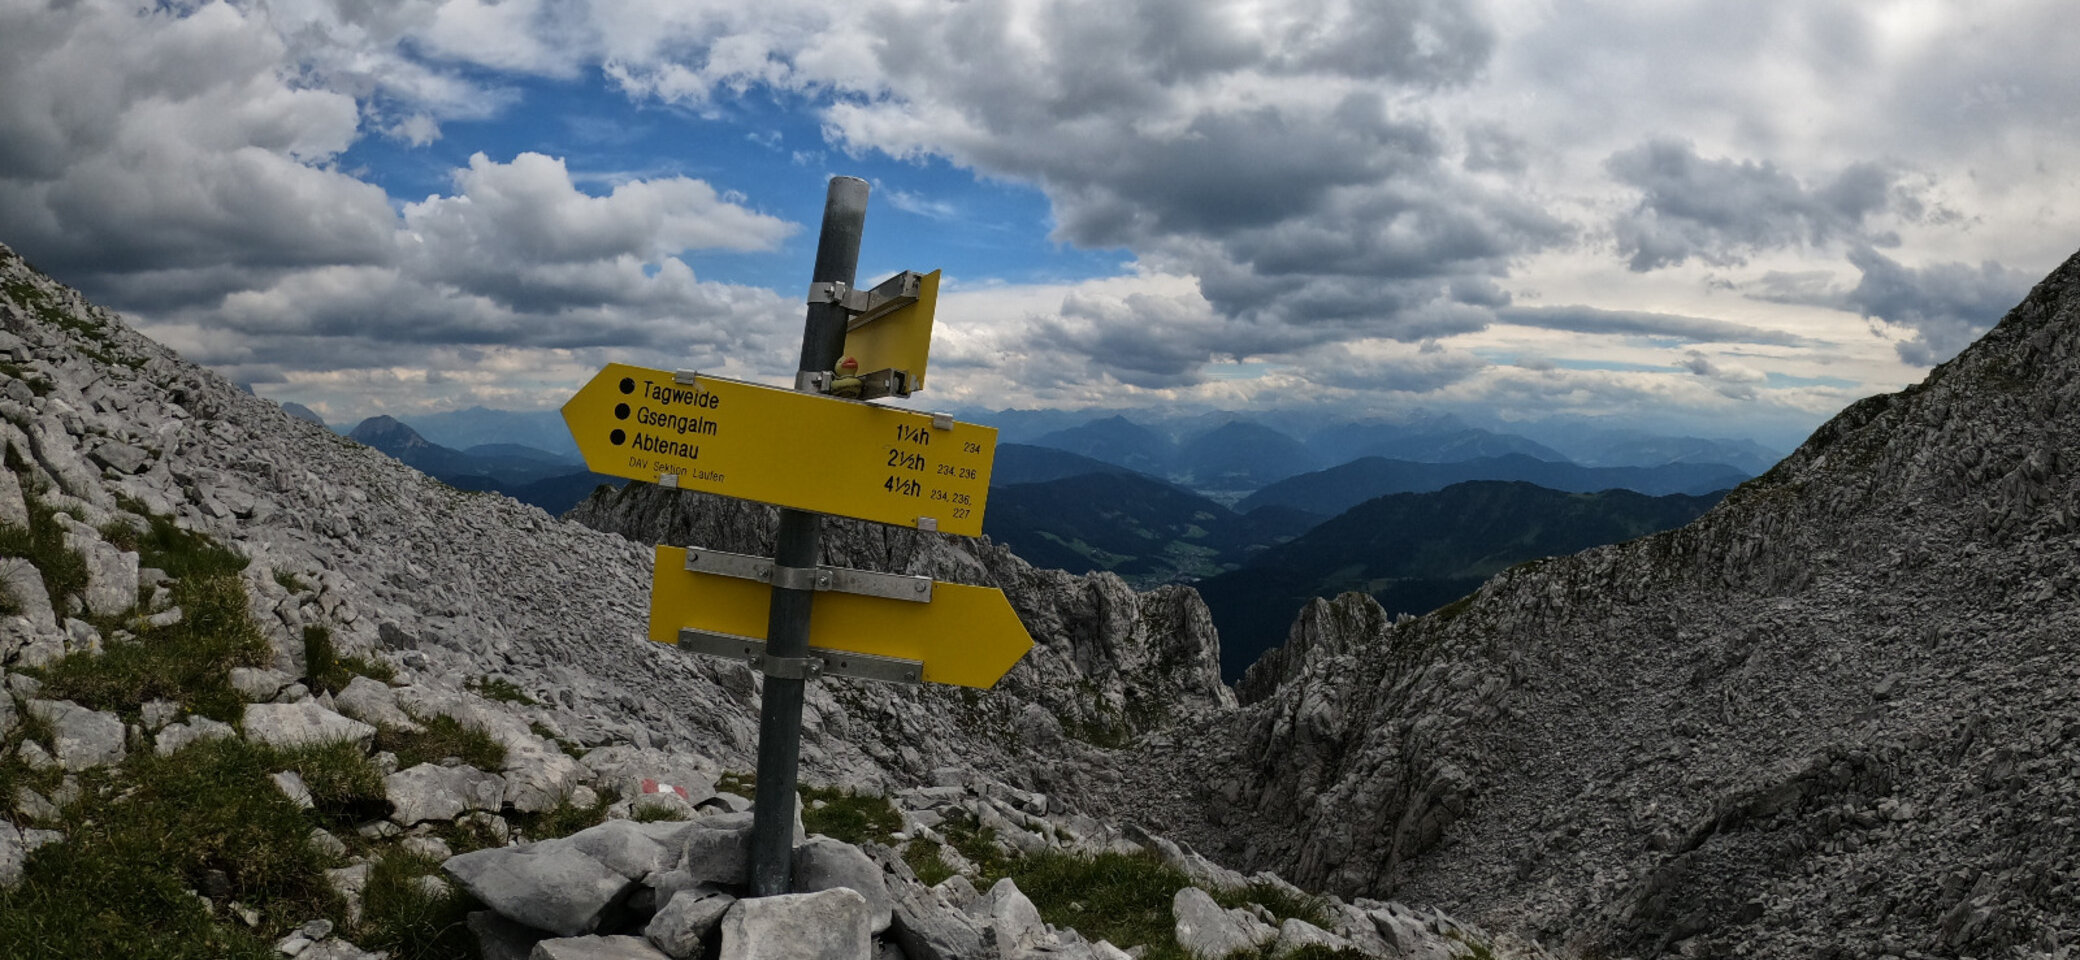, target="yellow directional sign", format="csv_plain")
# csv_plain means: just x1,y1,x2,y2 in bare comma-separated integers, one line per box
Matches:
563,364,995,537
844,269,939,390
647,546,1033,689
